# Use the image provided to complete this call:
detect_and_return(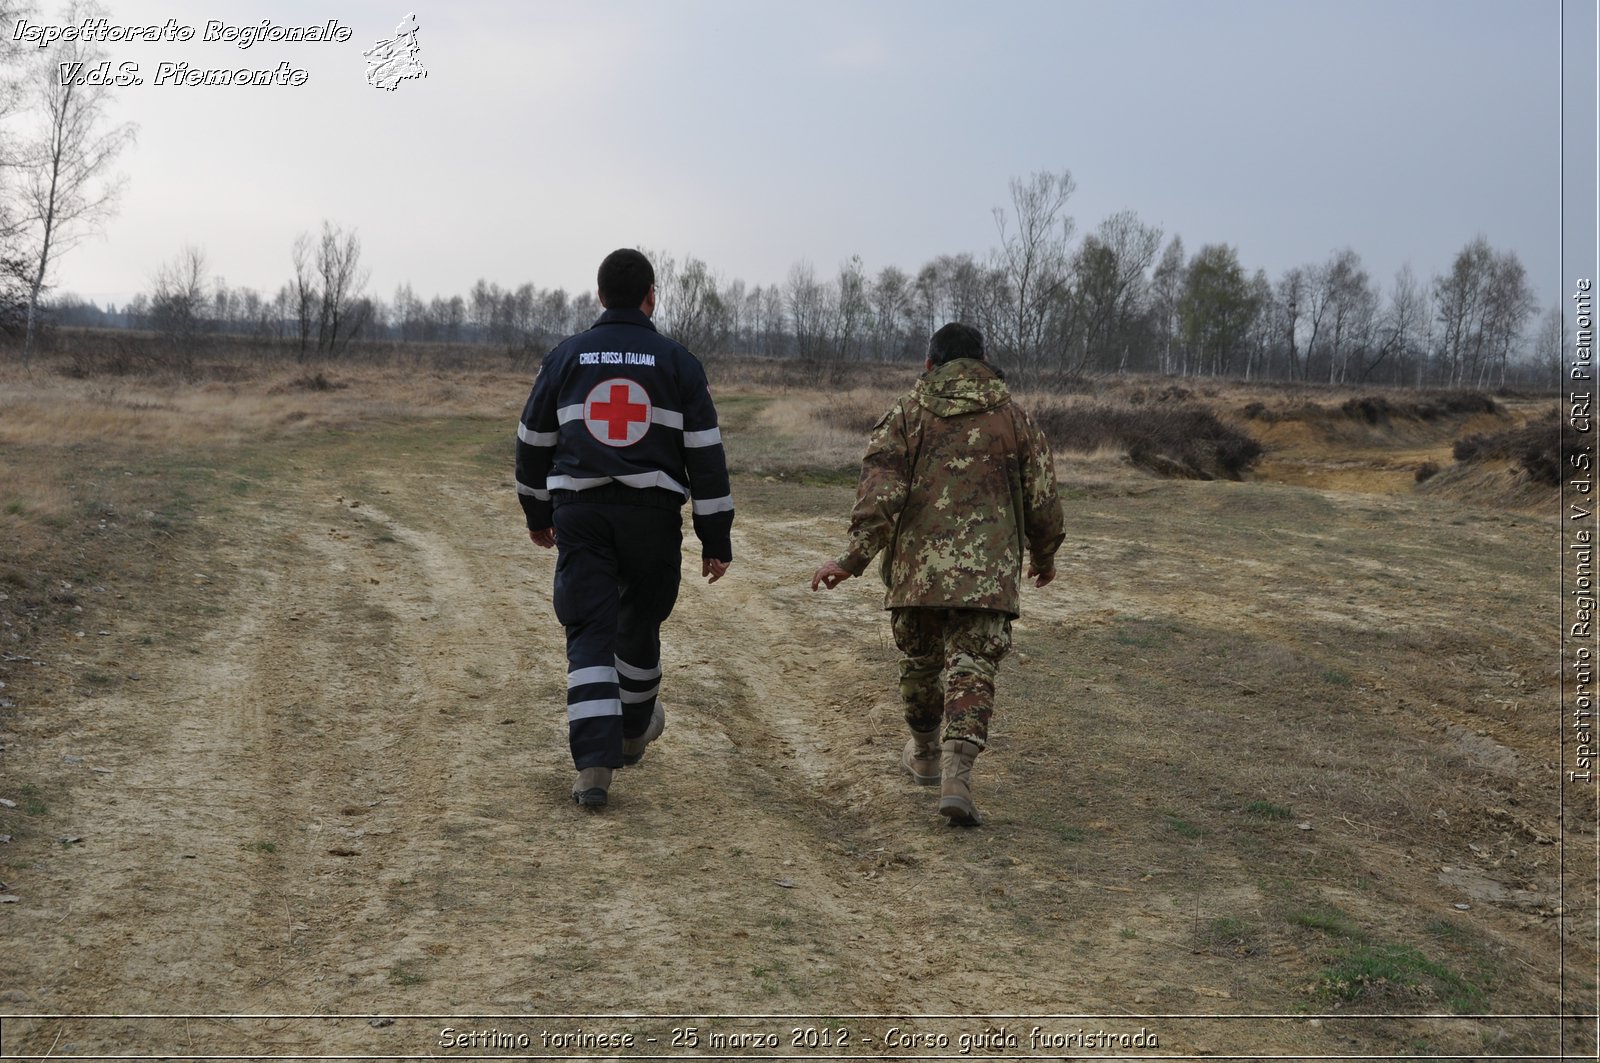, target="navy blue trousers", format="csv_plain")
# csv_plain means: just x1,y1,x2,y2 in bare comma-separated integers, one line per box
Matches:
551,501,681,769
